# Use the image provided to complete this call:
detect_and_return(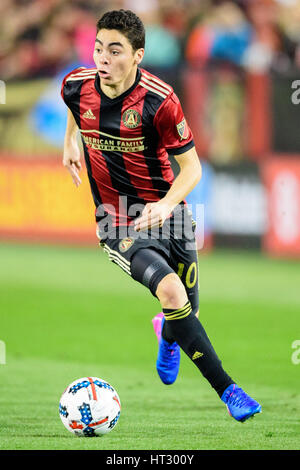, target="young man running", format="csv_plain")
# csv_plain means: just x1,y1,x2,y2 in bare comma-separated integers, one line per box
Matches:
61,9,261,422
